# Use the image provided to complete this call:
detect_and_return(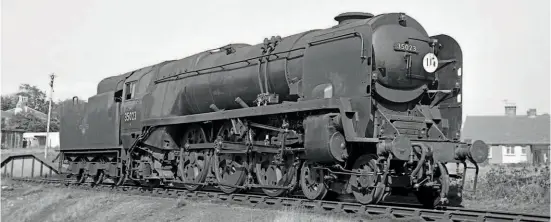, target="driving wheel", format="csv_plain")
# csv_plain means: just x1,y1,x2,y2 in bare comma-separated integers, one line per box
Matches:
179,124,212,191
213,121,248,194
254,153,298,197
